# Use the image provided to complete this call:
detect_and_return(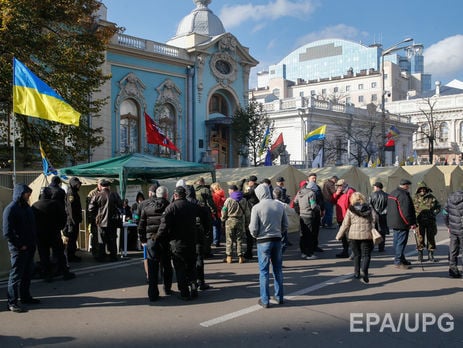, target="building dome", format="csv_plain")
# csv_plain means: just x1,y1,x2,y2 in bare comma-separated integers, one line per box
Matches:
174,0,225,38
